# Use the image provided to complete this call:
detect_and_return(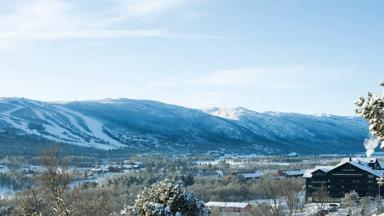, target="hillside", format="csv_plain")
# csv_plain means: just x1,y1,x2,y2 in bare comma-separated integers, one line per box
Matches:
0,98,369,155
